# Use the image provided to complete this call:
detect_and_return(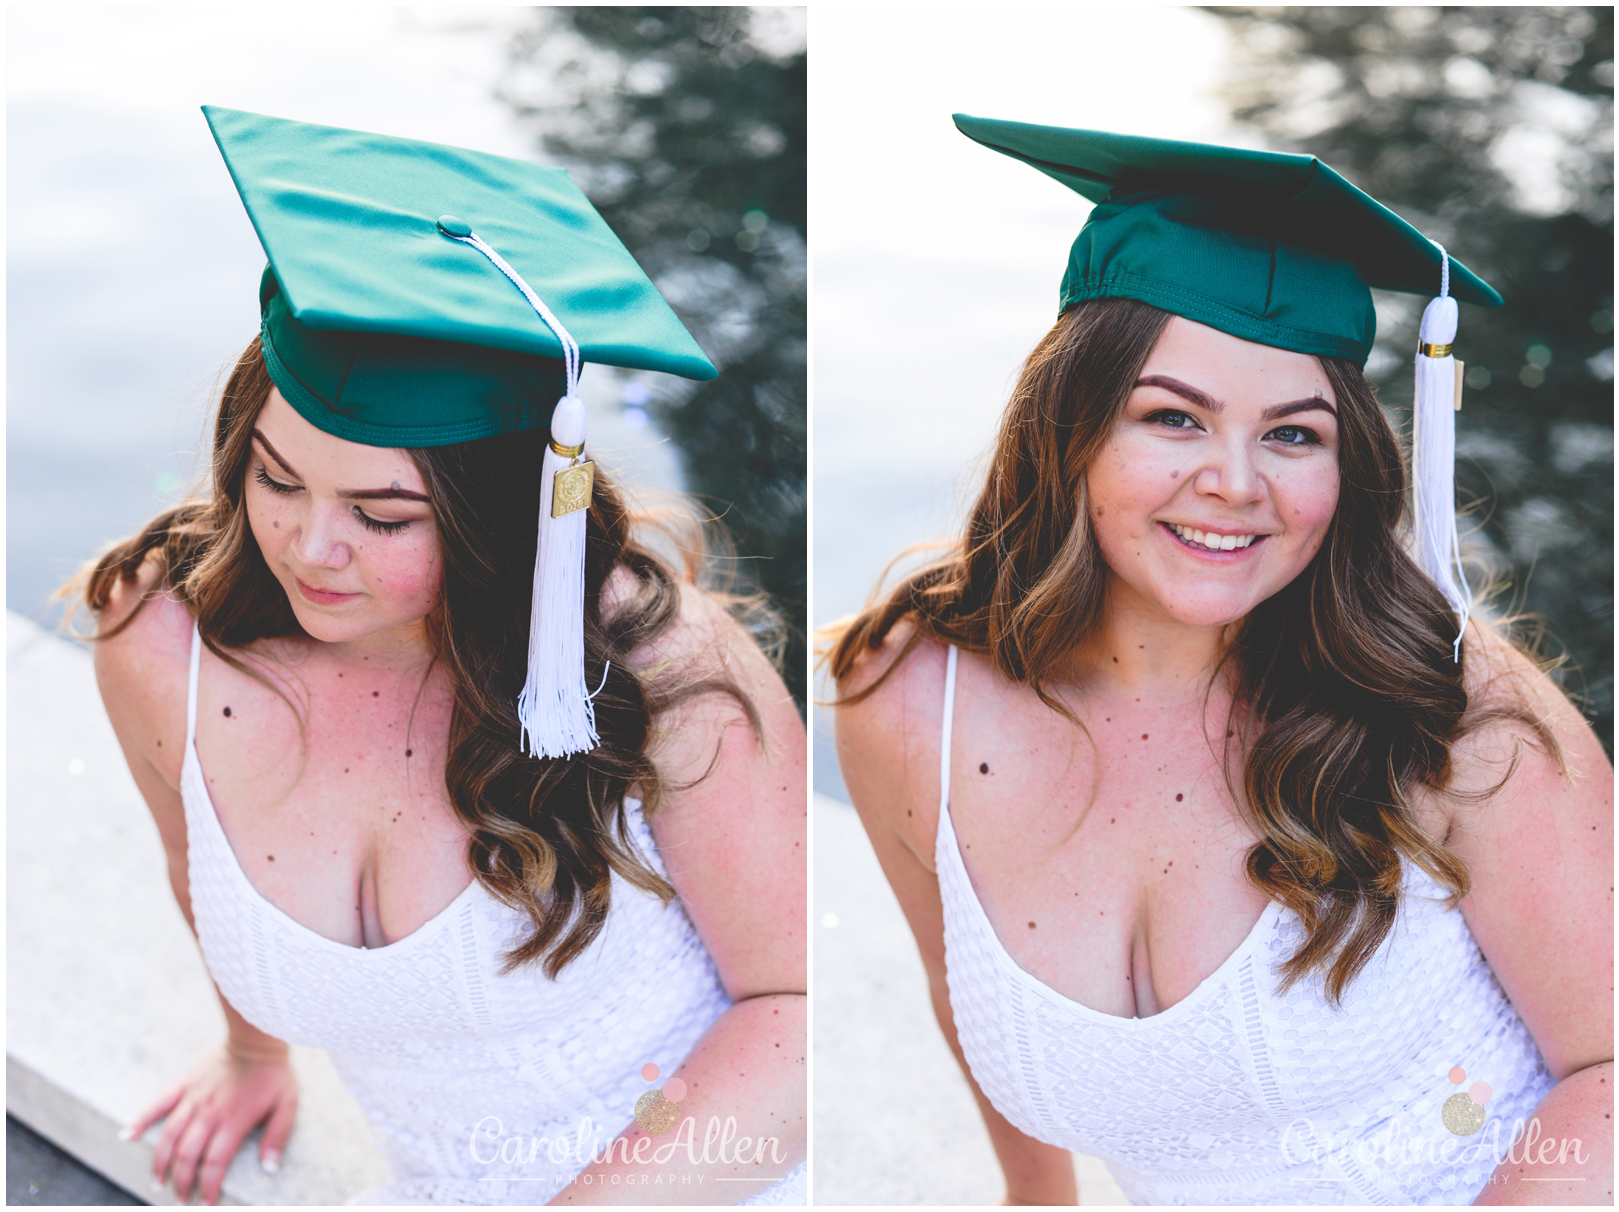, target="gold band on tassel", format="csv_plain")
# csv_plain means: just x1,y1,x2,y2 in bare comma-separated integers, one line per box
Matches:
1420,342,1453,358
550,439,585,458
